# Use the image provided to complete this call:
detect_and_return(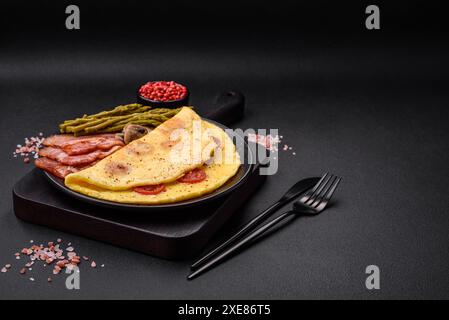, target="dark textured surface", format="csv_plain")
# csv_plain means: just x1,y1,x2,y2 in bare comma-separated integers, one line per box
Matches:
1,1,449,299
